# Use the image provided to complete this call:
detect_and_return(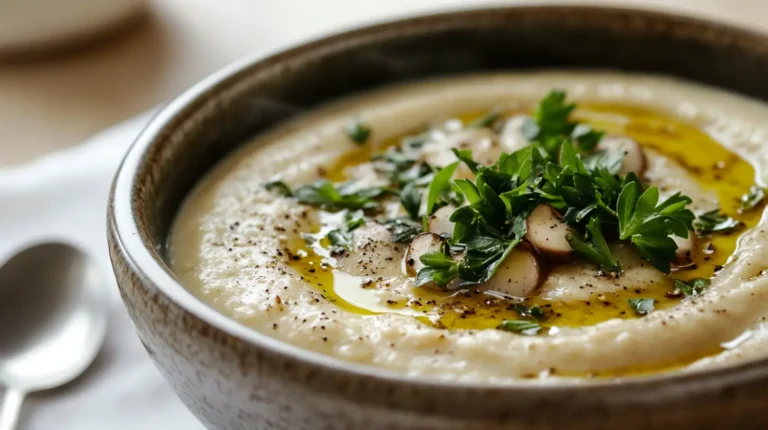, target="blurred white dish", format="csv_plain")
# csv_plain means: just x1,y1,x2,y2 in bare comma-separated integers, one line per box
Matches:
0,0,148,53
